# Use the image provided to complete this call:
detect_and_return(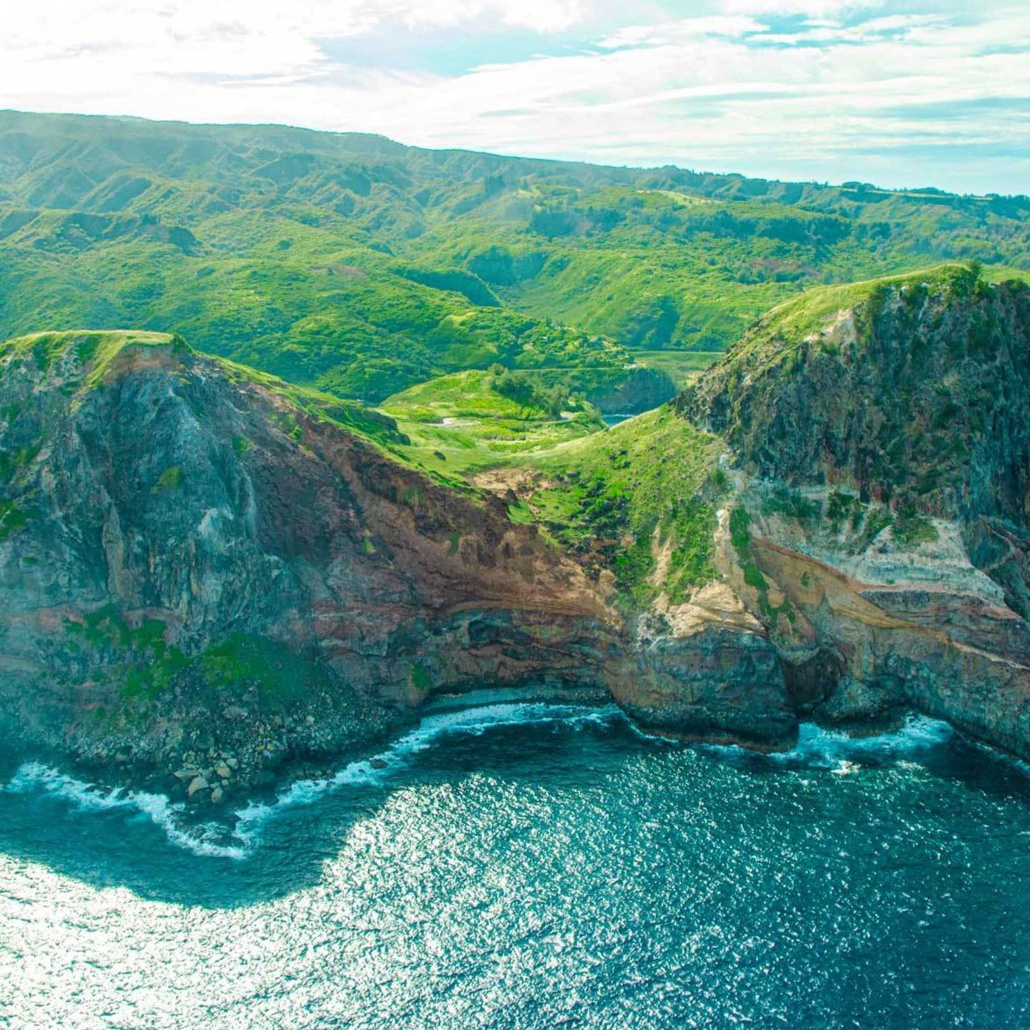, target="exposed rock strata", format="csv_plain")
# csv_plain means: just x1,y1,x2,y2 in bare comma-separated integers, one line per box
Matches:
720,499,1030,757
682,269,1030,614
683,270,1030,762
0,334,790,797
3,270,1030,799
